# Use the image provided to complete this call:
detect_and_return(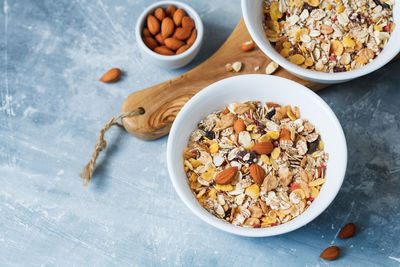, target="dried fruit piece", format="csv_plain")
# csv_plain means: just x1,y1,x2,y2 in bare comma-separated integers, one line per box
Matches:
161,17,175,38
154,46,175,55
234,119,246,133
215,166,238,185
290,54,305,65
154,8,166,21
266,61,279,74
99,68,121,83
242,40,255,51
147,14,160,35
338,223,356,238
250,164,265,184
280,128,291,141
320,246,340,261
165,38,185,50
253,141,274,155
